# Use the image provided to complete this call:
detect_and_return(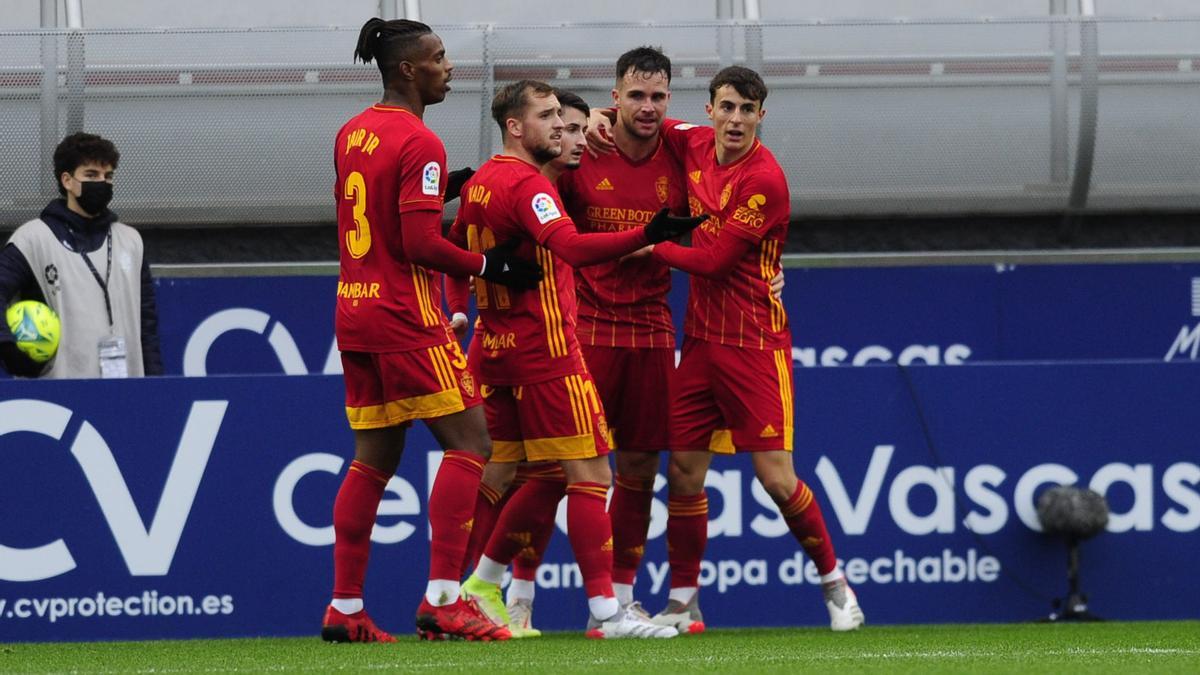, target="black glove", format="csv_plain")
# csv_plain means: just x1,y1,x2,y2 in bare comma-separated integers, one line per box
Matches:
479,238,543,291
0,341,45,378
444,167,476,203
643,207,708,244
